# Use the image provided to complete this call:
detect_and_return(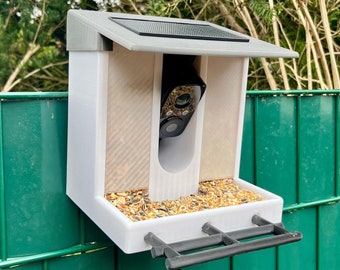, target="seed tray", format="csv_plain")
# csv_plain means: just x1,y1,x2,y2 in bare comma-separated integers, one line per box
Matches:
105,178,263,222
95,178,283,253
